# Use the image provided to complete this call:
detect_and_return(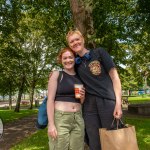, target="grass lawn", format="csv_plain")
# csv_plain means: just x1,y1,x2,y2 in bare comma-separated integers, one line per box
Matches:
0,109,38,123
10,116,150,150
124,116,150,150
128,96,150,104
11,129,49,150
1,96,150,150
